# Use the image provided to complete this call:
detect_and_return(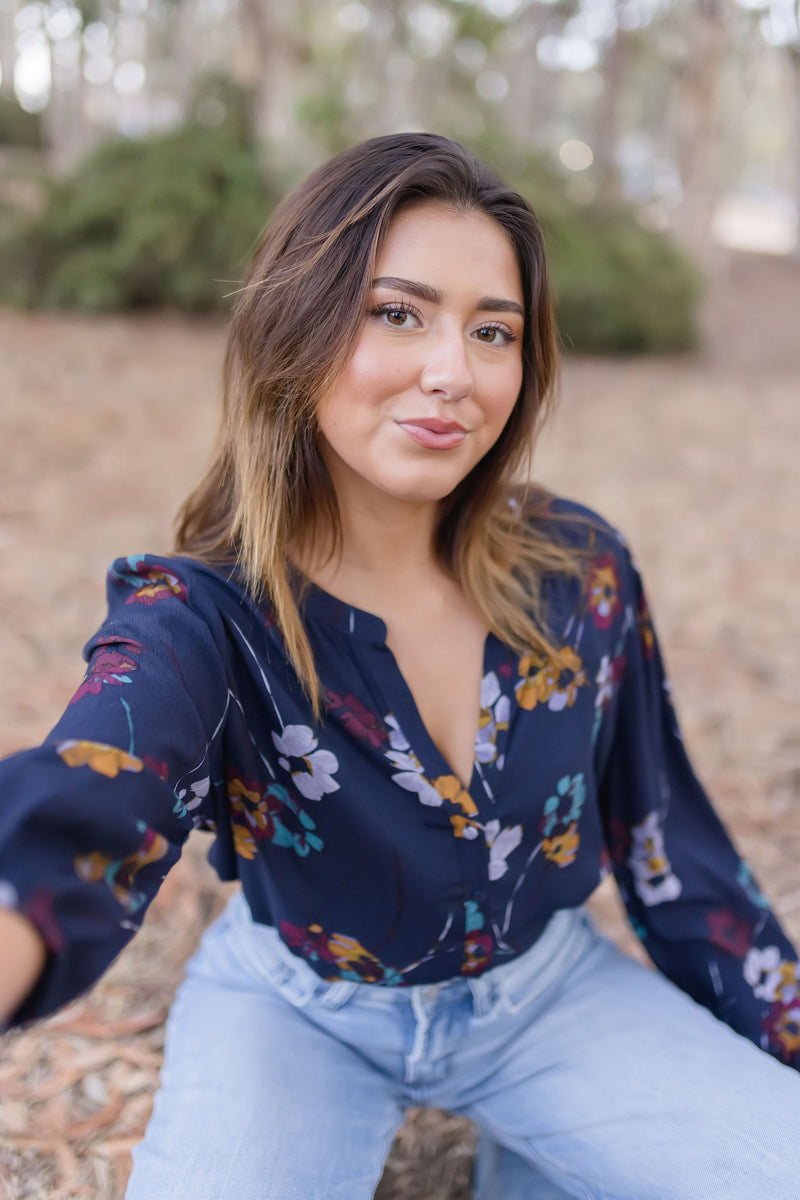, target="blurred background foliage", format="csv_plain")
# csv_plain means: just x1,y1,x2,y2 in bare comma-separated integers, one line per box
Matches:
0,0,797,352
